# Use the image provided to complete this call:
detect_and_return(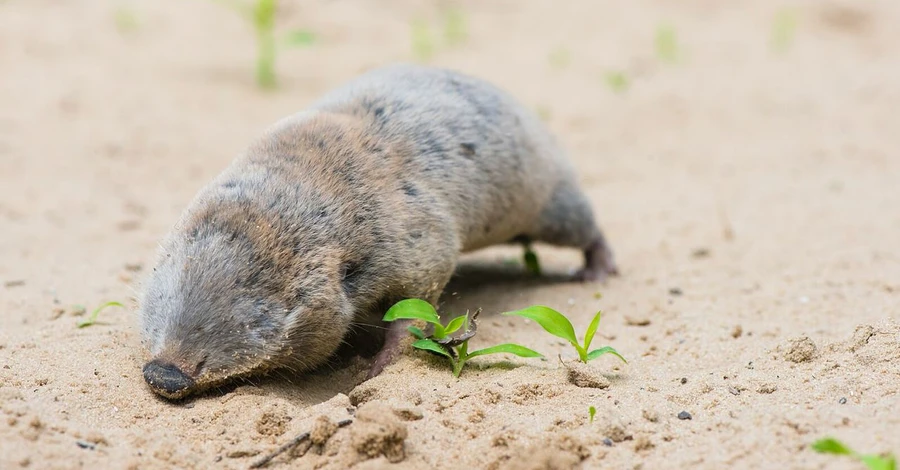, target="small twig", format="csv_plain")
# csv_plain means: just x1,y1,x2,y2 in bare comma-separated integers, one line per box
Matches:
249,419,352,469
